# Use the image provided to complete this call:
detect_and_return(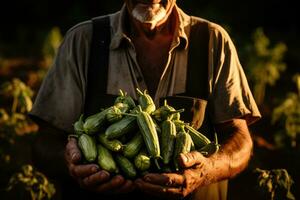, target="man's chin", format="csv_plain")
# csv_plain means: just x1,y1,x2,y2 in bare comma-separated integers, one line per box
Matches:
131,4,167,25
